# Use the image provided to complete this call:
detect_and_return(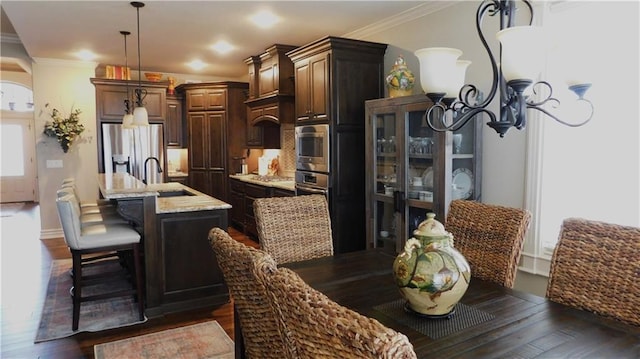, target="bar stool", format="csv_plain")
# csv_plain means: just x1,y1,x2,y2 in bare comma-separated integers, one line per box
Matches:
56,194,145,331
